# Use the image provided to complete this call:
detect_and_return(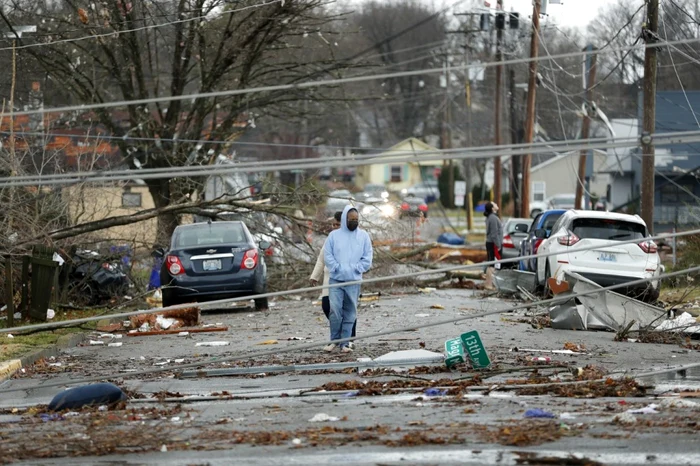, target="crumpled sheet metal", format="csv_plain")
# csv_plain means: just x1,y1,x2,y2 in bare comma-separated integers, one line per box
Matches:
549,299,615,331
566,272,666,331
494,269,536,295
